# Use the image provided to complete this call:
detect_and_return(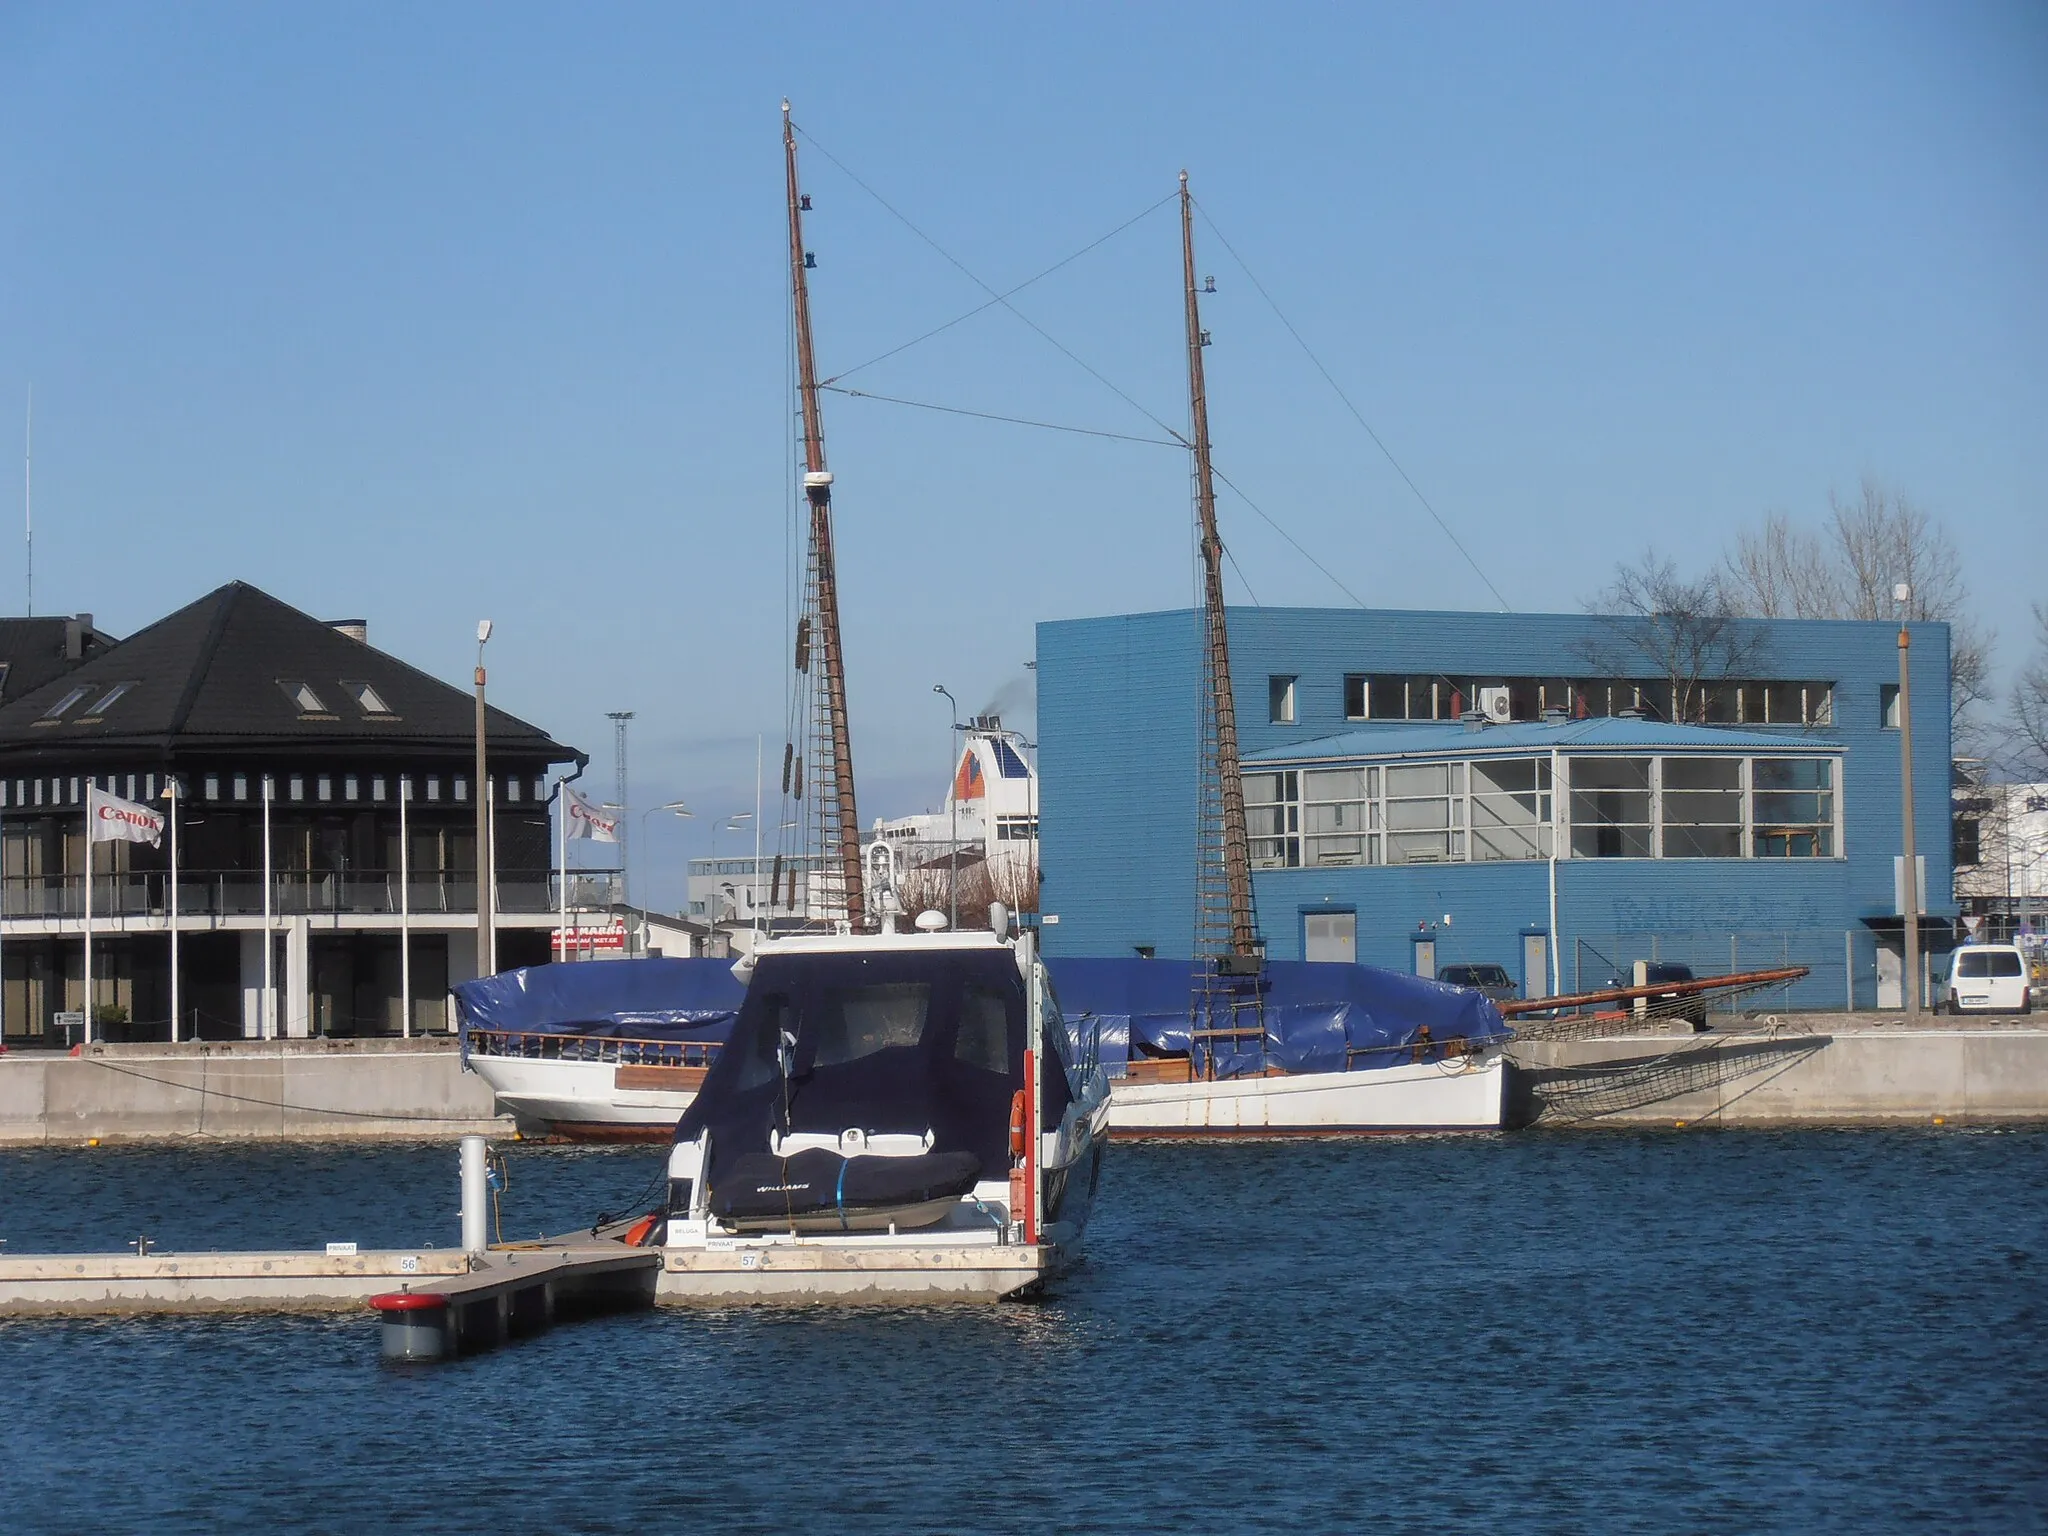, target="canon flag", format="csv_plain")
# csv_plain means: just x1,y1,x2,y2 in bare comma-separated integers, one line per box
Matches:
88,784,165,847
564,785,620,843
